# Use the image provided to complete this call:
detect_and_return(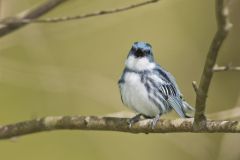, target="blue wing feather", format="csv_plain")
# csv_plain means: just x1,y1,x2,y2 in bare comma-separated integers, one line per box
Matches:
150,65,189,117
